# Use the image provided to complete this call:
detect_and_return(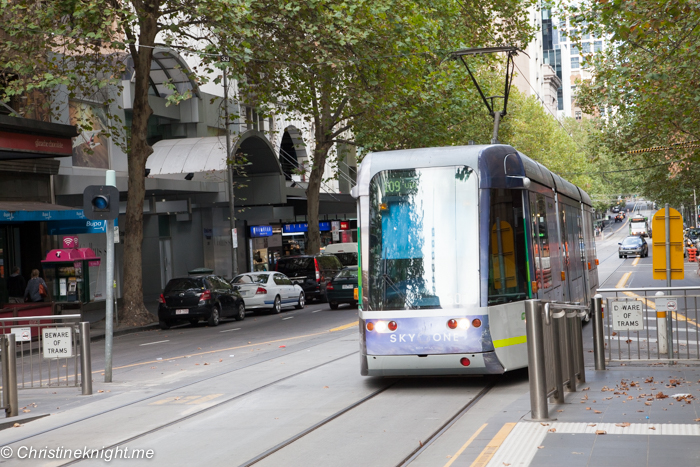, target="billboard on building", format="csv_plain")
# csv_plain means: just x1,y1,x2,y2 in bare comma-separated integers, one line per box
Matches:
69,101,110,169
